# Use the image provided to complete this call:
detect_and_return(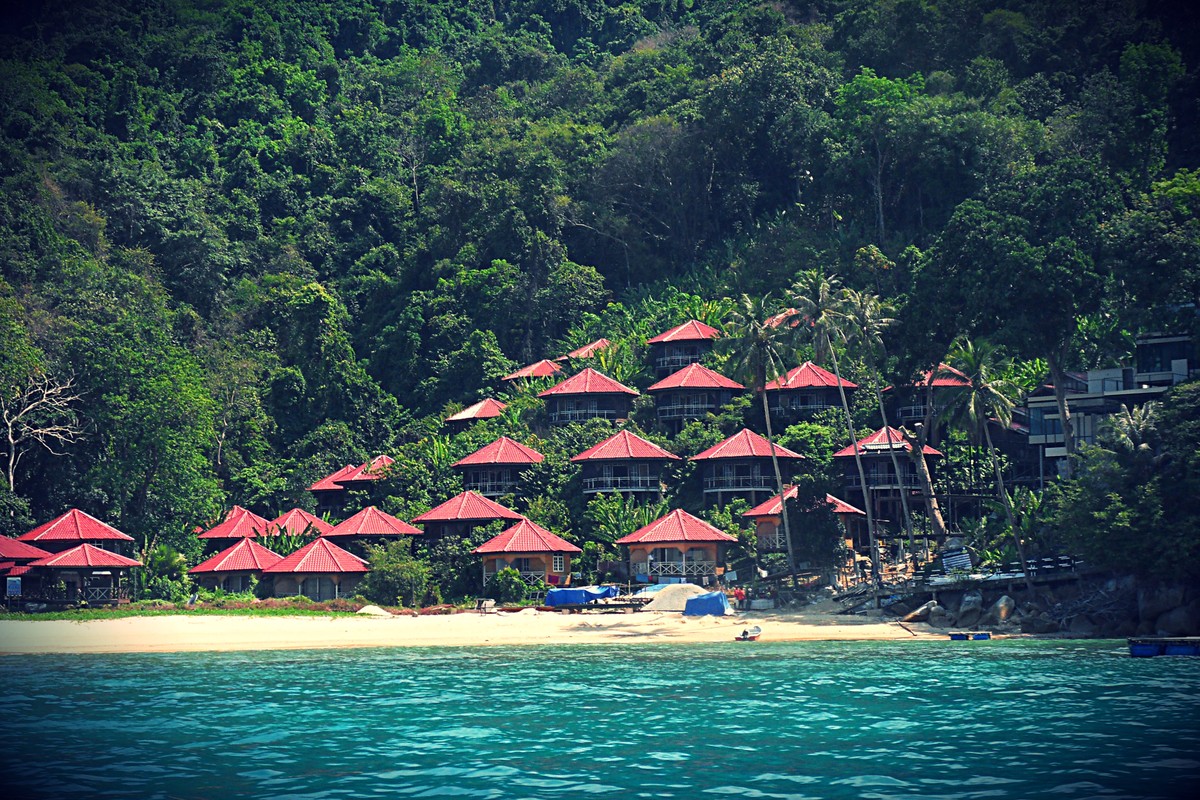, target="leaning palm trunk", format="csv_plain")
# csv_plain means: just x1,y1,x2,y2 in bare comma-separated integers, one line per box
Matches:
874,385,914,546
983,424,1035,595
829,347,878,605
904,424,949,544
761,387,799,590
